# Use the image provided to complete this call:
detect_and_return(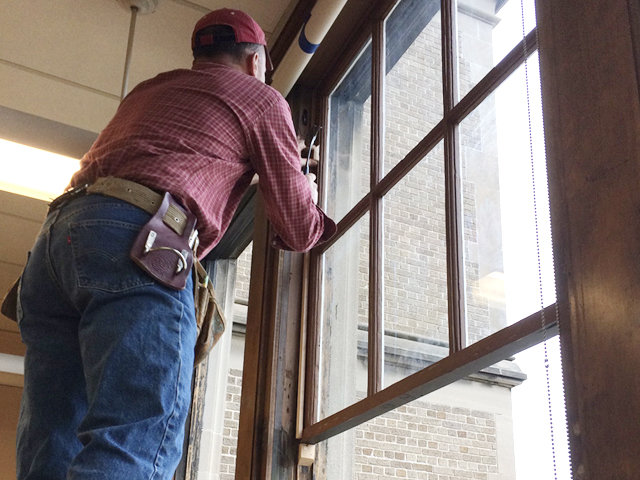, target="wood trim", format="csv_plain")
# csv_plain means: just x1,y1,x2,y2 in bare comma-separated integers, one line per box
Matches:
627,0,640,101
368,19,385,396
235,193,279,479
255,239,280,480
297,250,310,438
301,305,558,444
441,0,458,113
268,251,307,475
537,0,640,477
0,371,22,388
0,329,25,357
255,84,329,476
304,94,330,428
304,247,322,429
444,122,465,353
